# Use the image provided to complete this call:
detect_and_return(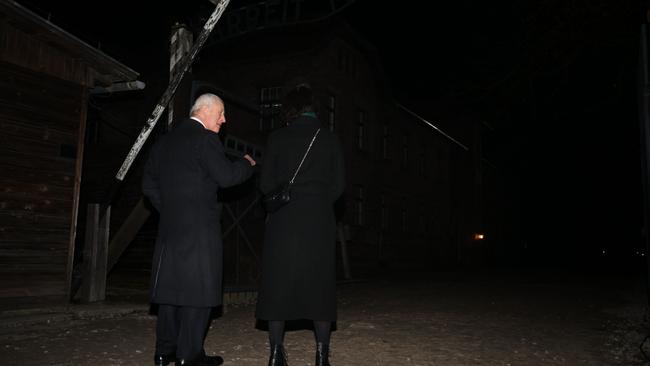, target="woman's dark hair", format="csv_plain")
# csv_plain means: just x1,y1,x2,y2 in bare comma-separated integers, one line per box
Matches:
281,83,314,122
